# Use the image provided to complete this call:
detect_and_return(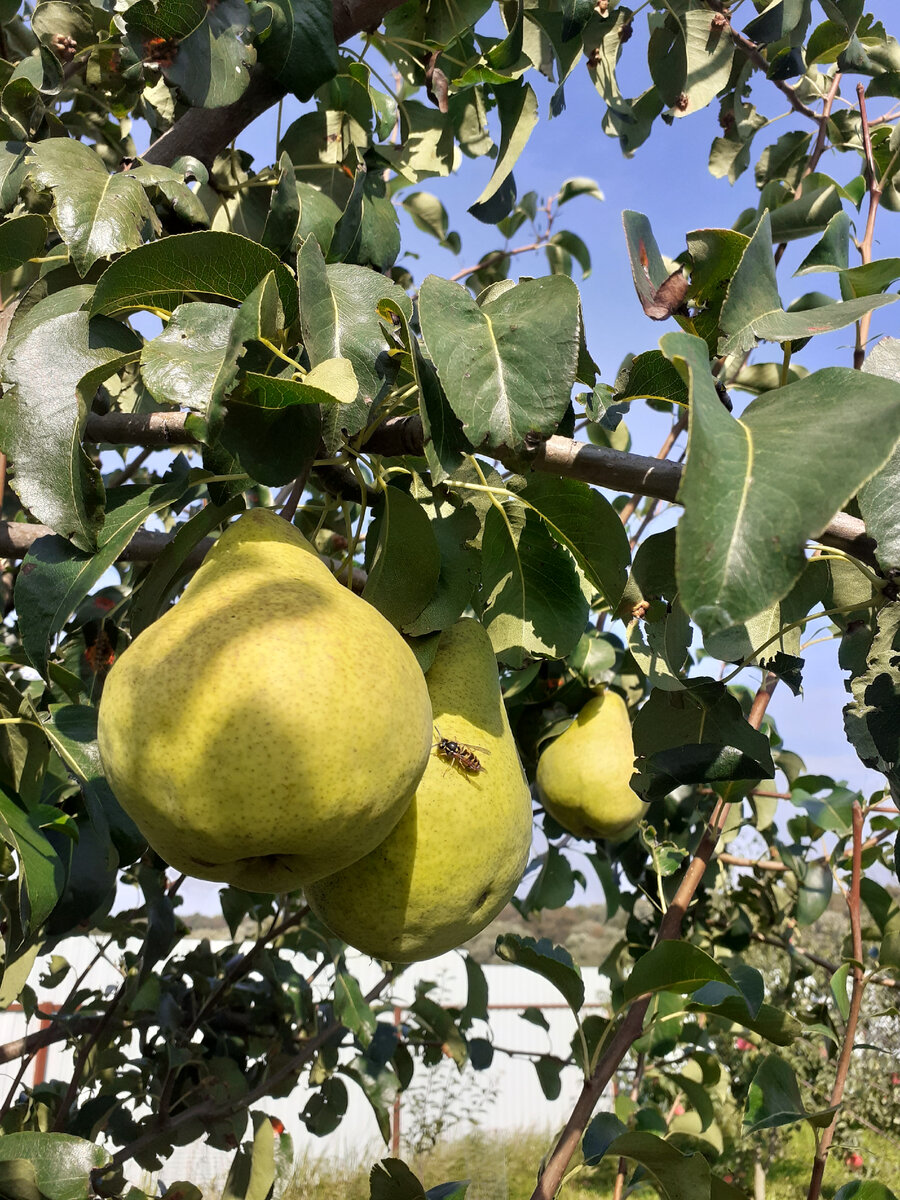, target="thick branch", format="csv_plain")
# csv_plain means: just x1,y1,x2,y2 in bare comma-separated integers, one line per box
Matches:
141,0,408,168
79,411,879,568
